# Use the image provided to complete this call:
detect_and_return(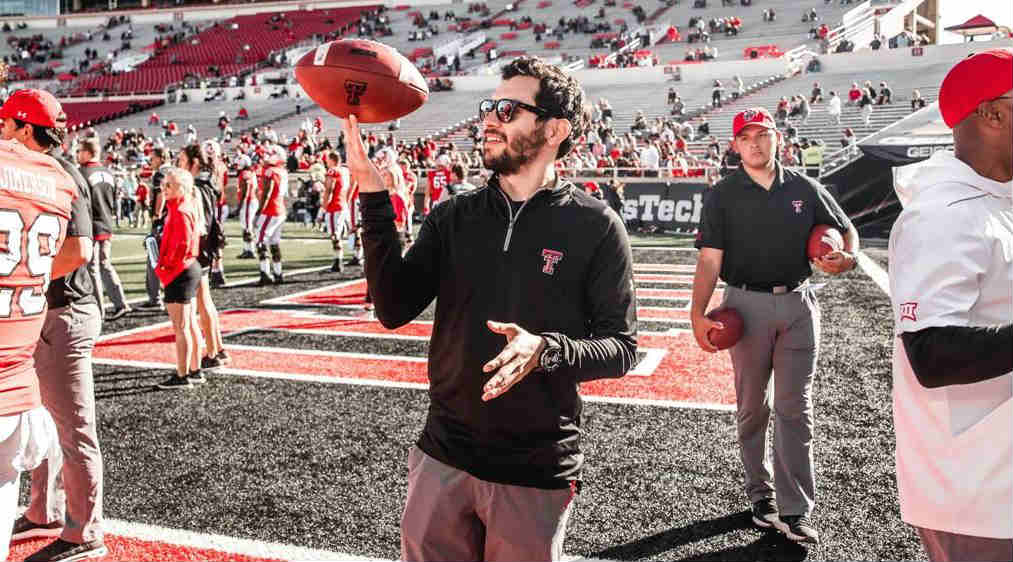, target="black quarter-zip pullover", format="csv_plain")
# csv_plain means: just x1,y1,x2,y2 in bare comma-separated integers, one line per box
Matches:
361,175,637,489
